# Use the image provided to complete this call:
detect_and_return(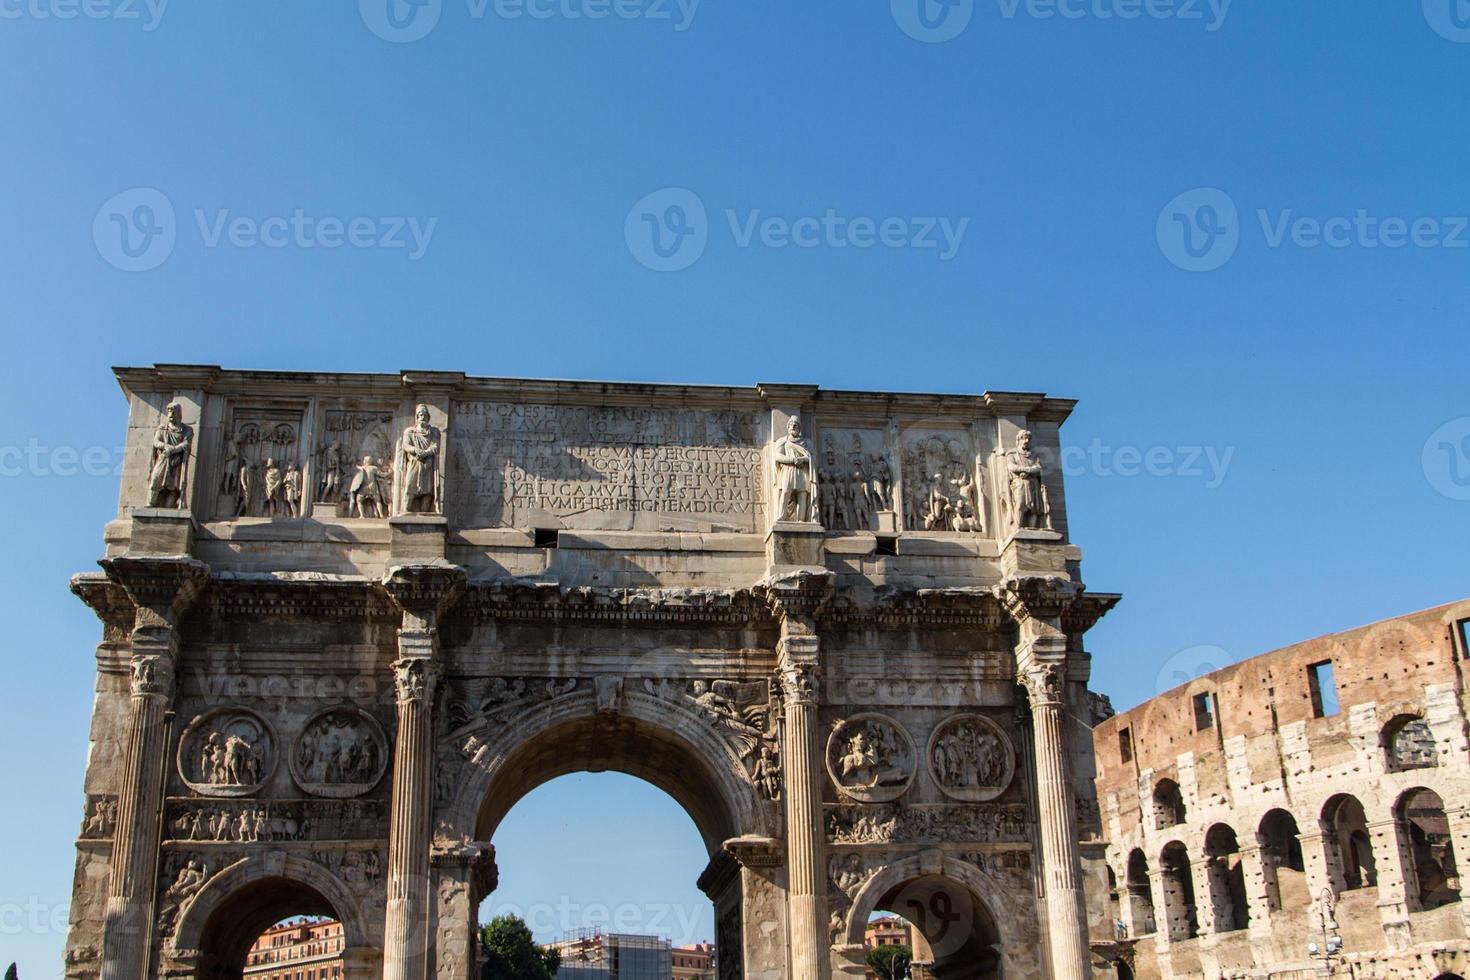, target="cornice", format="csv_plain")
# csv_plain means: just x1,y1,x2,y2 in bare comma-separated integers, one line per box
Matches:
456,580,775,628
826,586,1009,630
